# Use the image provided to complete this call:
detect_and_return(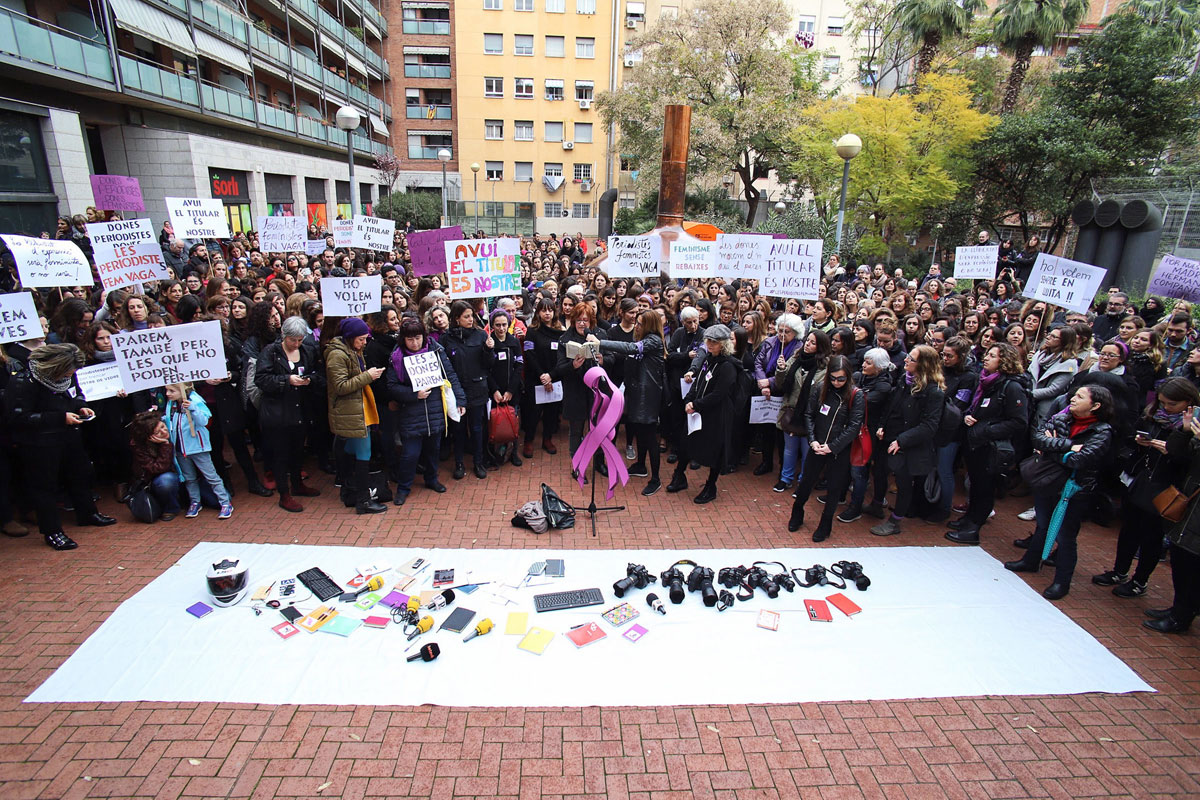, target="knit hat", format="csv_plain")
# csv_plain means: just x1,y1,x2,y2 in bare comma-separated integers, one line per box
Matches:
338,317,370,341
702,324,732,342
